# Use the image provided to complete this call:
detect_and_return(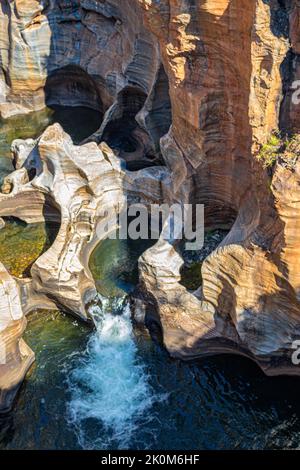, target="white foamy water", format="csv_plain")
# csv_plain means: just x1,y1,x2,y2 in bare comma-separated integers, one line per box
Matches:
67,296,163,449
